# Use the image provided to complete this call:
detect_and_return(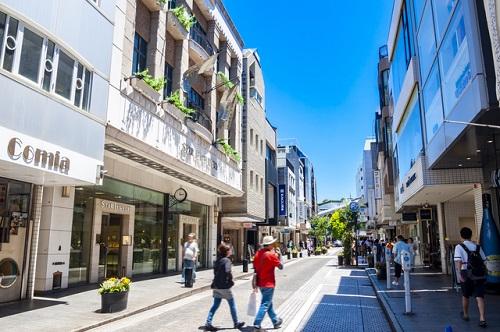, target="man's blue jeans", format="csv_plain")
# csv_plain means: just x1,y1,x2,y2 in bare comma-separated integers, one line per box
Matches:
253,287,278,327
206,297,238,325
